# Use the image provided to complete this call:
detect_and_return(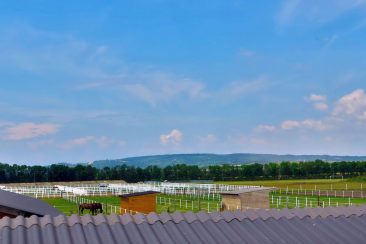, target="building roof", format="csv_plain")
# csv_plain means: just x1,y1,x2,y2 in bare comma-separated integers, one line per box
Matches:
119,191,160,198
1,206,366,244
220,187,275,195
0,189,61,217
